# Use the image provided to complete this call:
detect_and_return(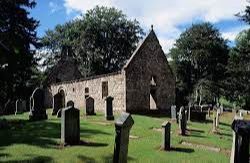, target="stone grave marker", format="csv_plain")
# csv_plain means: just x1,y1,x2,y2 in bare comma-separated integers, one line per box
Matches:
230,119,250,163
29,88,47,121
113,112,134,163
162,121,171,150
85,96,95,115
178,106,186,135
171,105,176,121
216,109,220,128
212,108,217,132
188,104,191,121
52,93,64,115
105,96,114,120
66,100,74,107
15,99,26,115
61,106,80,145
